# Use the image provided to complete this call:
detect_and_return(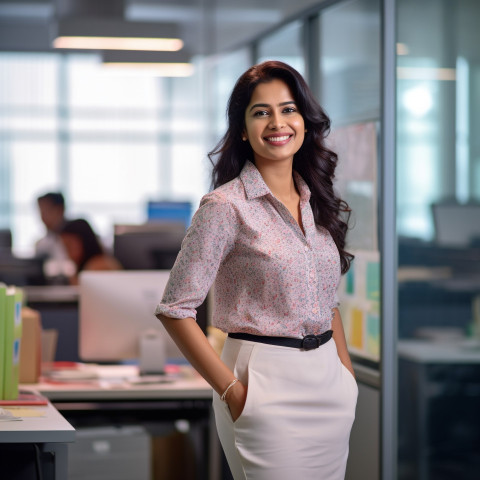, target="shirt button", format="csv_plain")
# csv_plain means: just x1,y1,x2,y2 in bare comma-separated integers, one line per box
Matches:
304,245,309,252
